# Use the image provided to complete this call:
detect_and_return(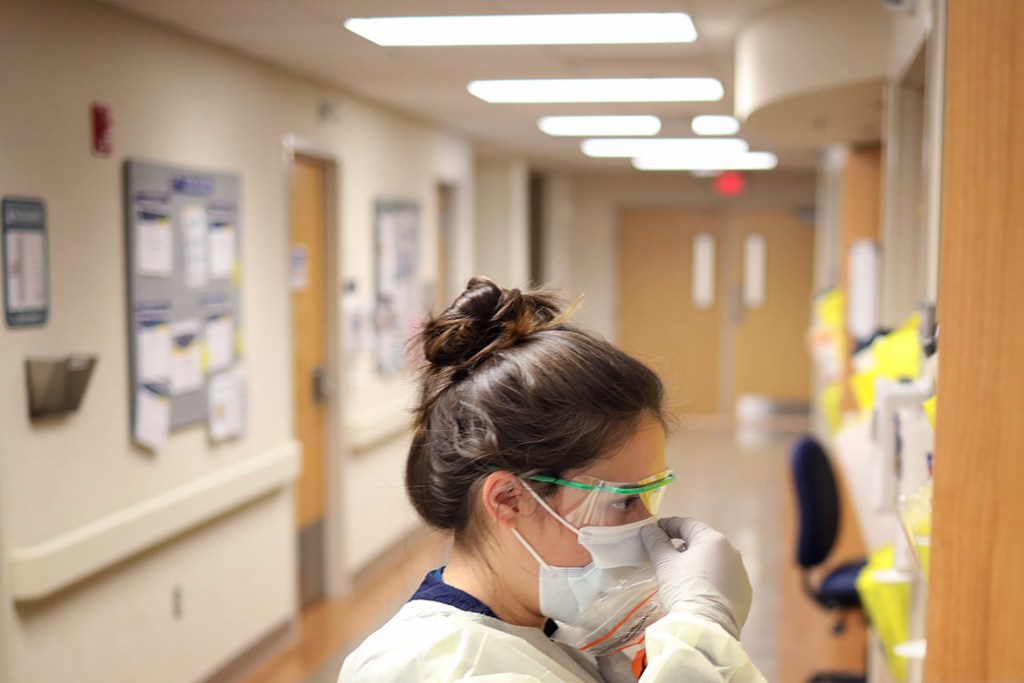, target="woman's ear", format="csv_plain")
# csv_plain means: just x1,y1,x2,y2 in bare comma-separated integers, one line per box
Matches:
480,471,534,529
